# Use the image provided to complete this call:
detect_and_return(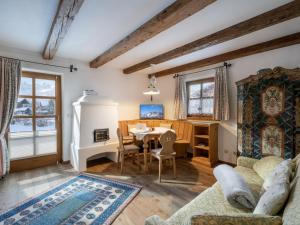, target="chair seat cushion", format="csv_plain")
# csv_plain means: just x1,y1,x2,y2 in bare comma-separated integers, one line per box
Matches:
151,148,176,157
151,148,162,155
175,139,189,144
123,135,133,140
123,140,133,145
